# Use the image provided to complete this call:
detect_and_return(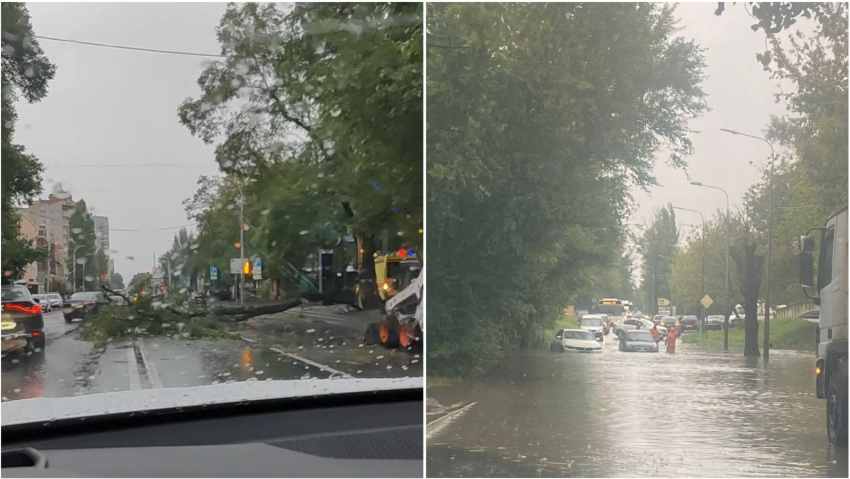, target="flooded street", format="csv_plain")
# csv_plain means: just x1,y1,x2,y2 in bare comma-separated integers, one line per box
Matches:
427,335,848,477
